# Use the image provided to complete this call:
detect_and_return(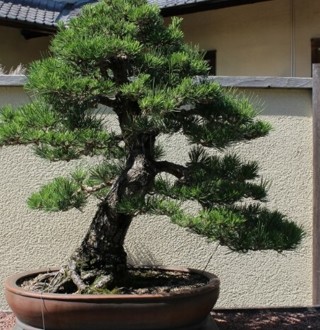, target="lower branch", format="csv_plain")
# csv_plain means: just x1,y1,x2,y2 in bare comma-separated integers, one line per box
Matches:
155,161,187,179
